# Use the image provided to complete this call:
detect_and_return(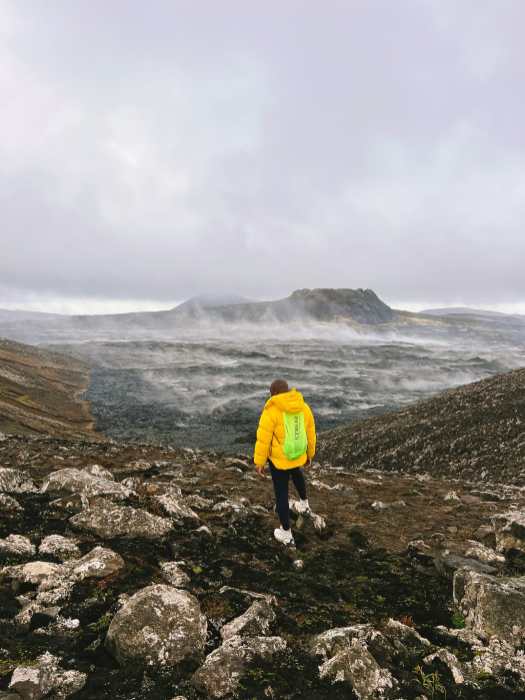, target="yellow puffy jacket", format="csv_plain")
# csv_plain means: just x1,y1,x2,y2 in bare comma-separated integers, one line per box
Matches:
253,389,316,470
